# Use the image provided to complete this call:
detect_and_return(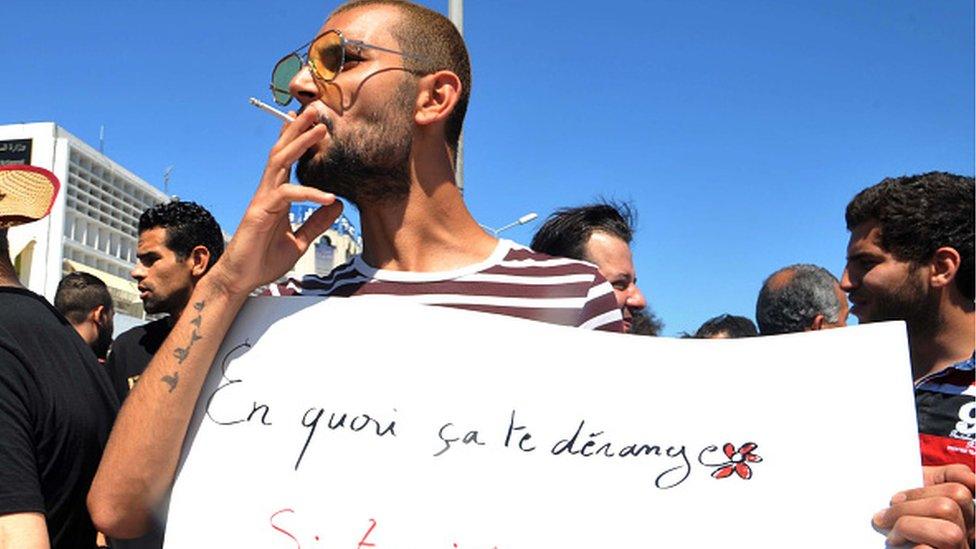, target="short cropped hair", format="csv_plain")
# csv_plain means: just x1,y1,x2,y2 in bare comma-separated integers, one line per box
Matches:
756,264,842,335
139,201,224,269
334,0,471,156
694,314,758,339
531,201,636,261
54,272,113,325
846,172,974,300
